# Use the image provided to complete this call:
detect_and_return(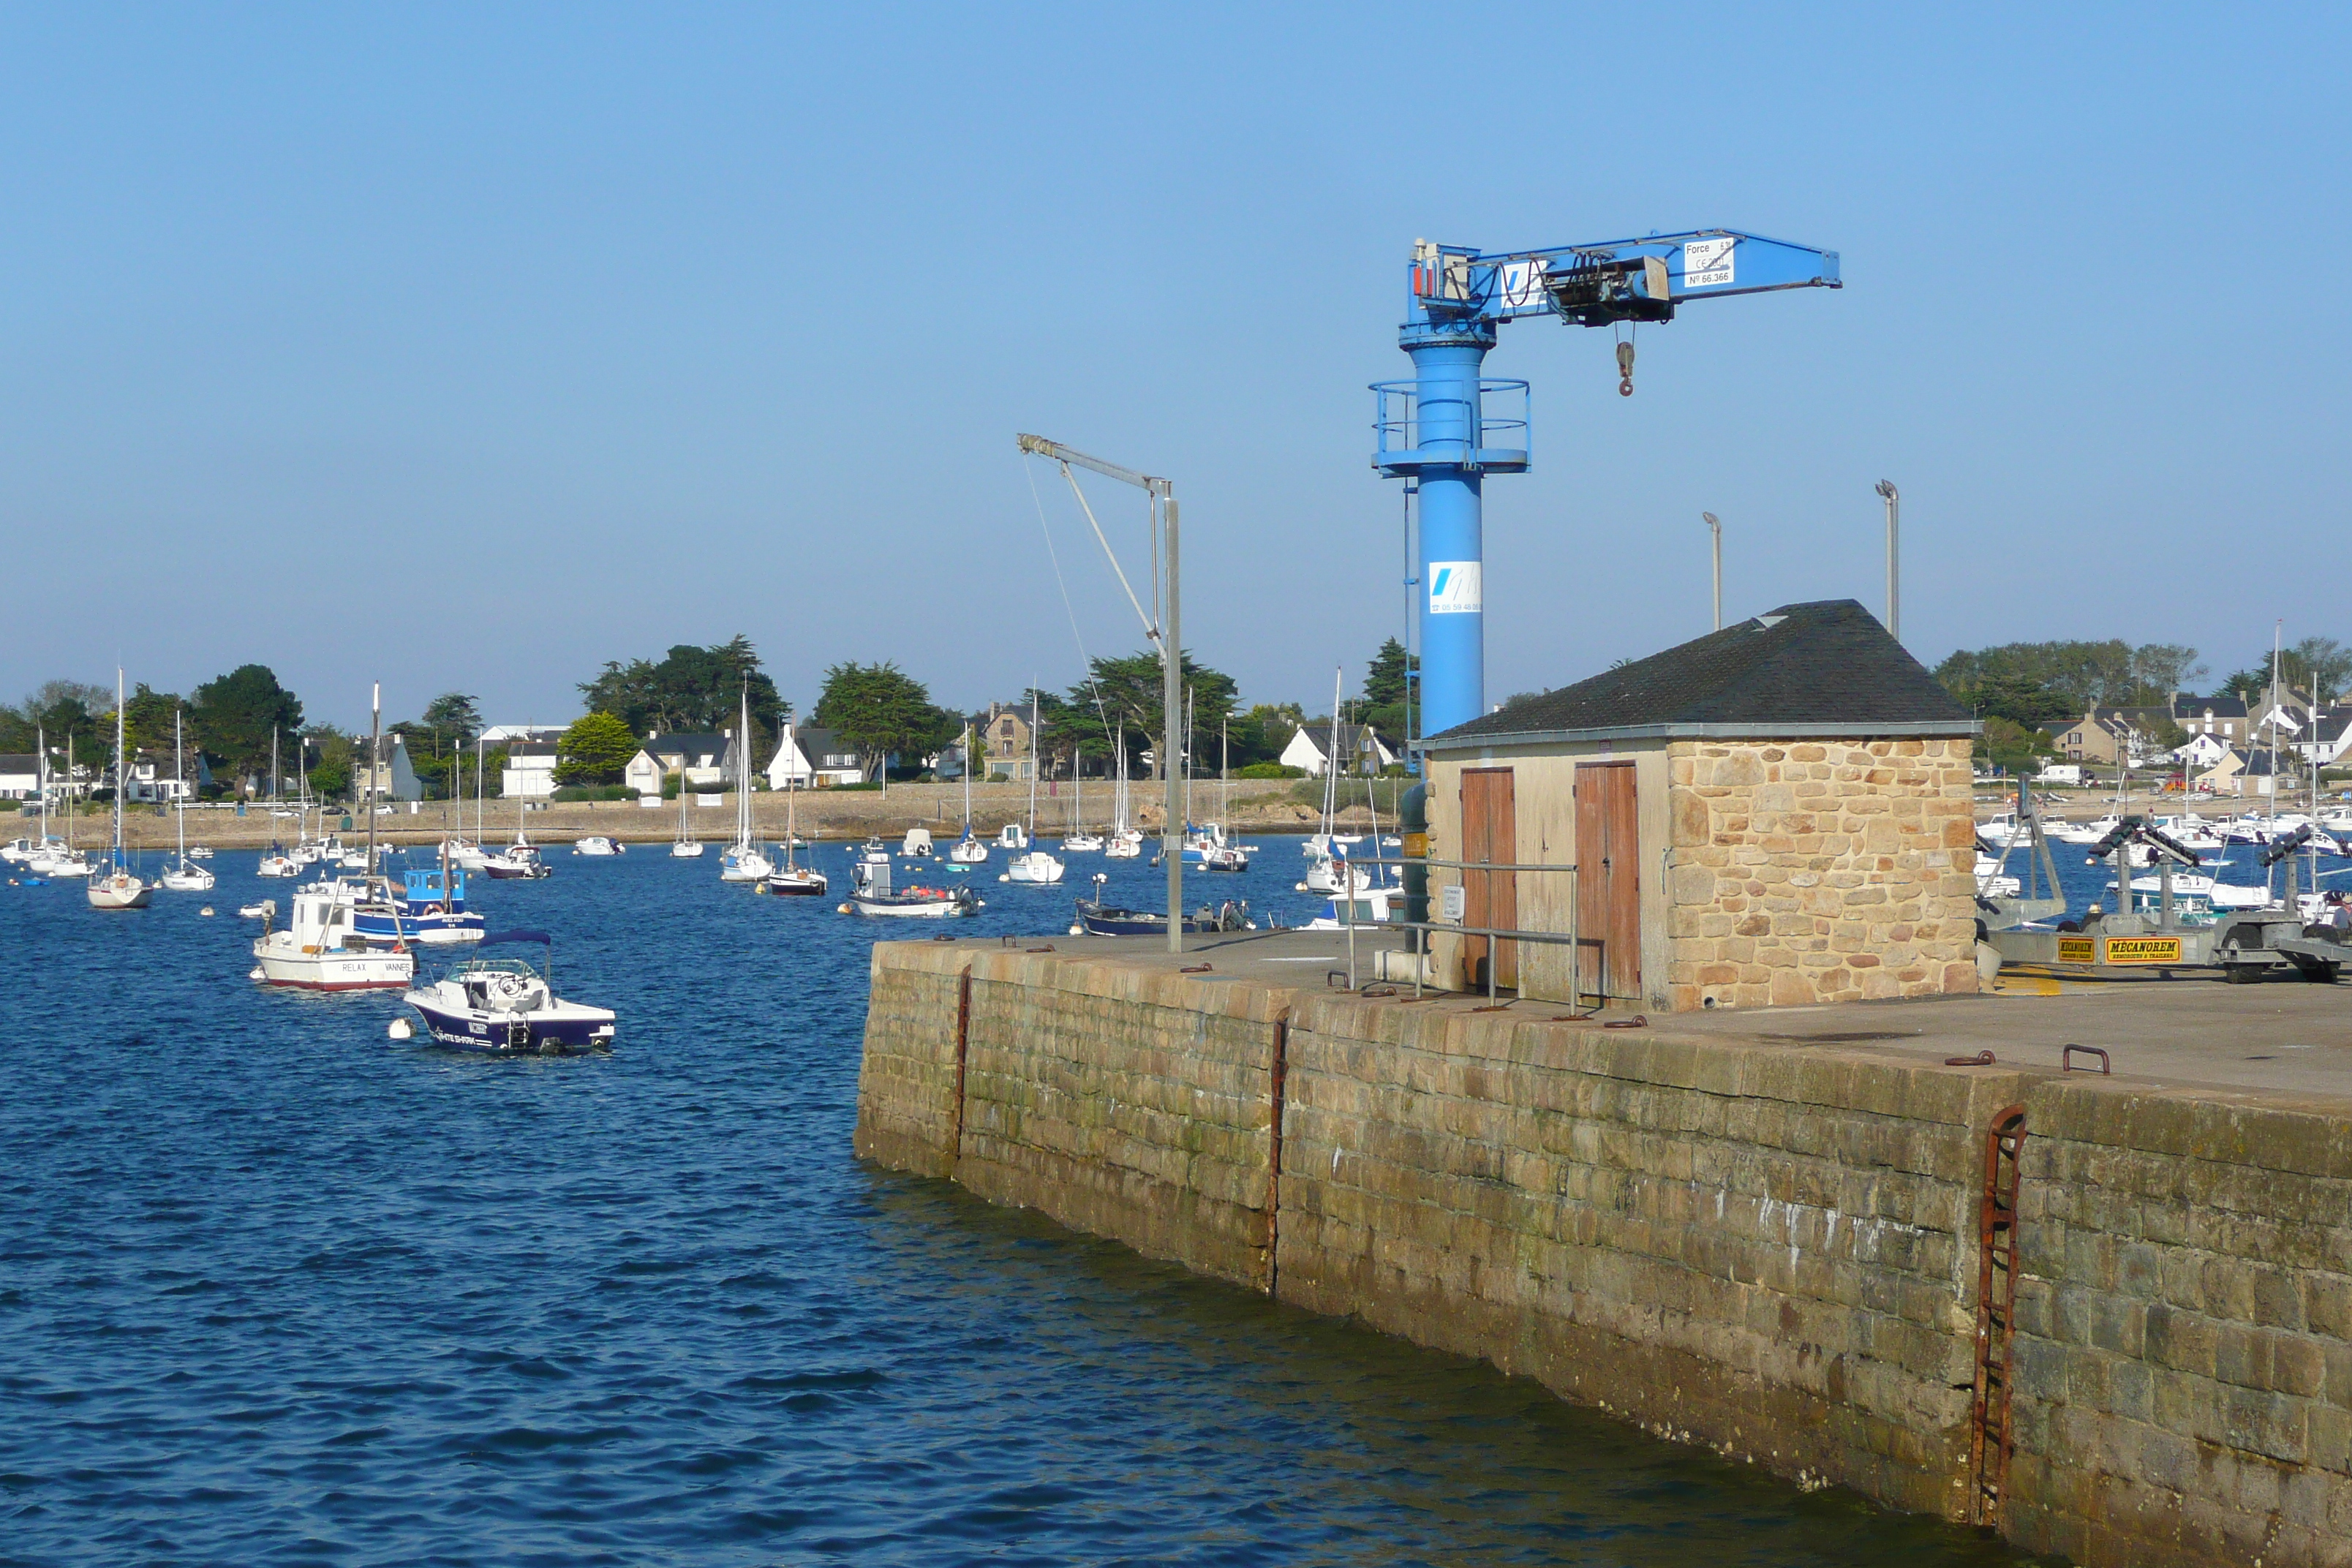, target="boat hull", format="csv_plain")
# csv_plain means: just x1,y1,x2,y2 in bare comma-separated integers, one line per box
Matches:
404,997,614,1054
252,940,413,990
